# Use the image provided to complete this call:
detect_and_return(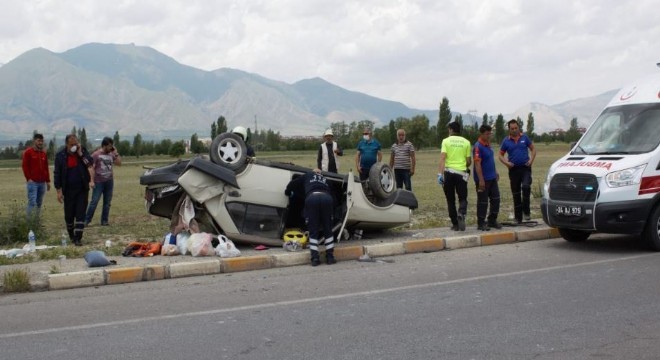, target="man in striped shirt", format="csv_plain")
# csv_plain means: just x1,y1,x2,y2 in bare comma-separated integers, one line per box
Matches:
389,129,416,190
